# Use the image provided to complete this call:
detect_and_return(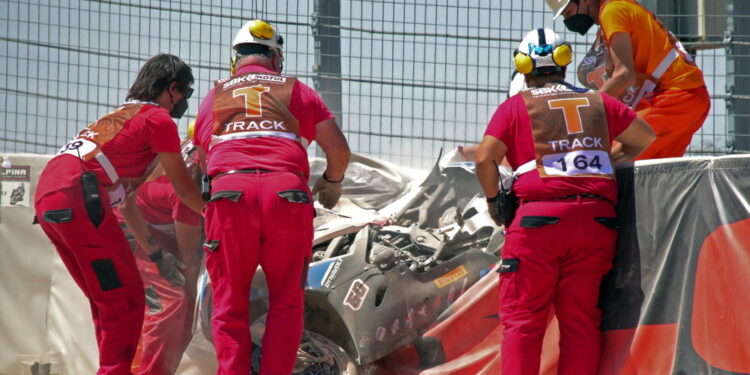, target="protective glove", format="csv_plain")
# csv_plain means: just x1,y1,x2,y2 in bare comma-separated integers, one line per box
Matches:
486,195,504,227
144,285,163,314
312,173,343,209
149,249,186,287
